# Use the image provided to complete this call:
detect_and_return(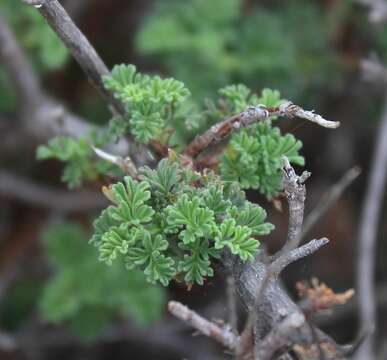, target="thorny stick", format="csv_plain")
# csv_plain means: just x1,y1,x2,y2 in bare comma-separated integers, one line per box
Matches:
168,301,239,350
183,102,340,159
